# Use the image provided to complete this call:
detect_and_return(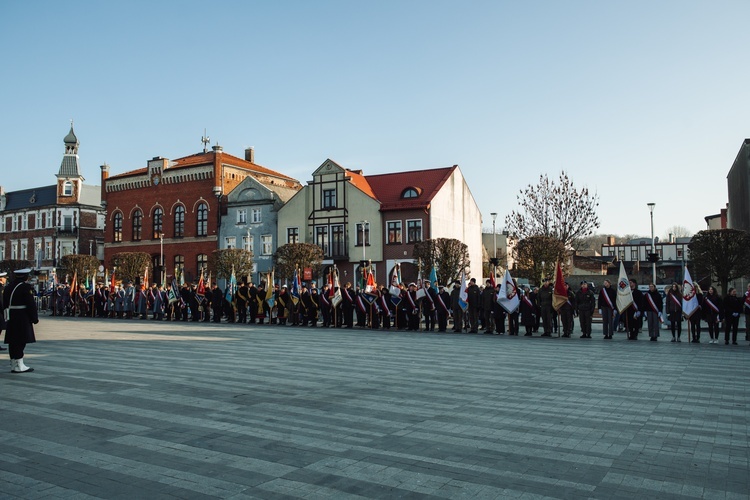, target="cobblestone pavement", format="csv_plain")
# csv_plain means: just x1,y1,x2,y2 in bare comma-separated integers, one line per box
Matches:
2,317,749,499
